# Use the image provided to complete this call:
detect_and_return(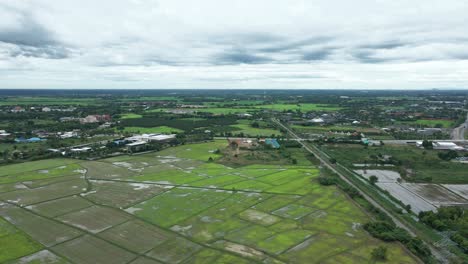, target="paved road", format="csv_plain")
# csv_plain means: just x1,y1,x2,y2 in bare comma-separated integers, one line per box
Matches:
451,113,468,140
272,118,450,263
